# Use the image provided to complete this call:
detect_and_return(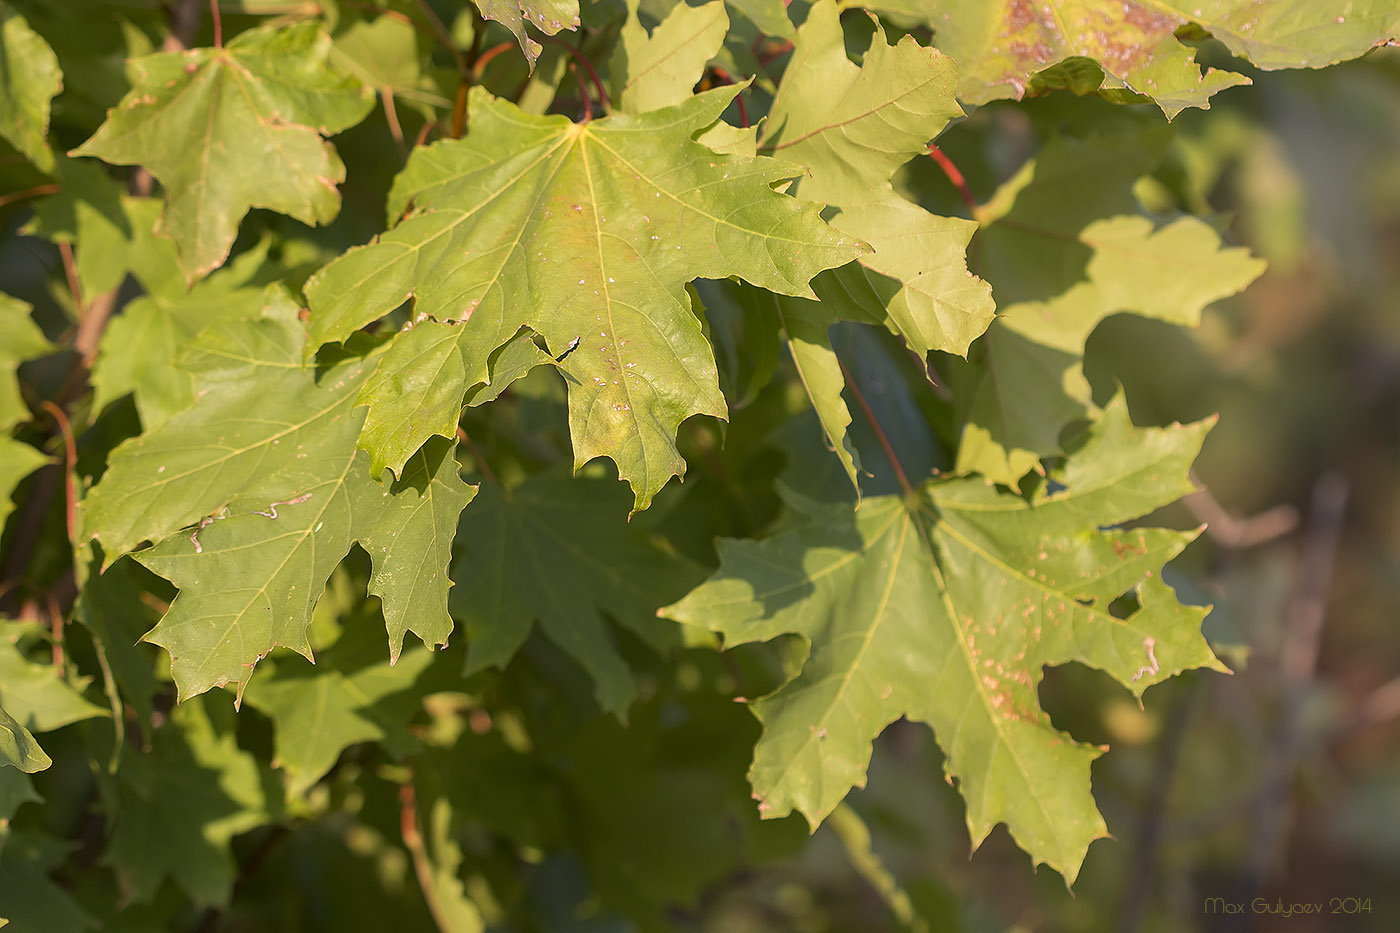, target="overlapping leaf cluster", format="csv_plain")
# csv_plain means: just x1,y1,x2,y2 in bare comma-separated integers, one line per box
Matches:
0,0,1394,927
